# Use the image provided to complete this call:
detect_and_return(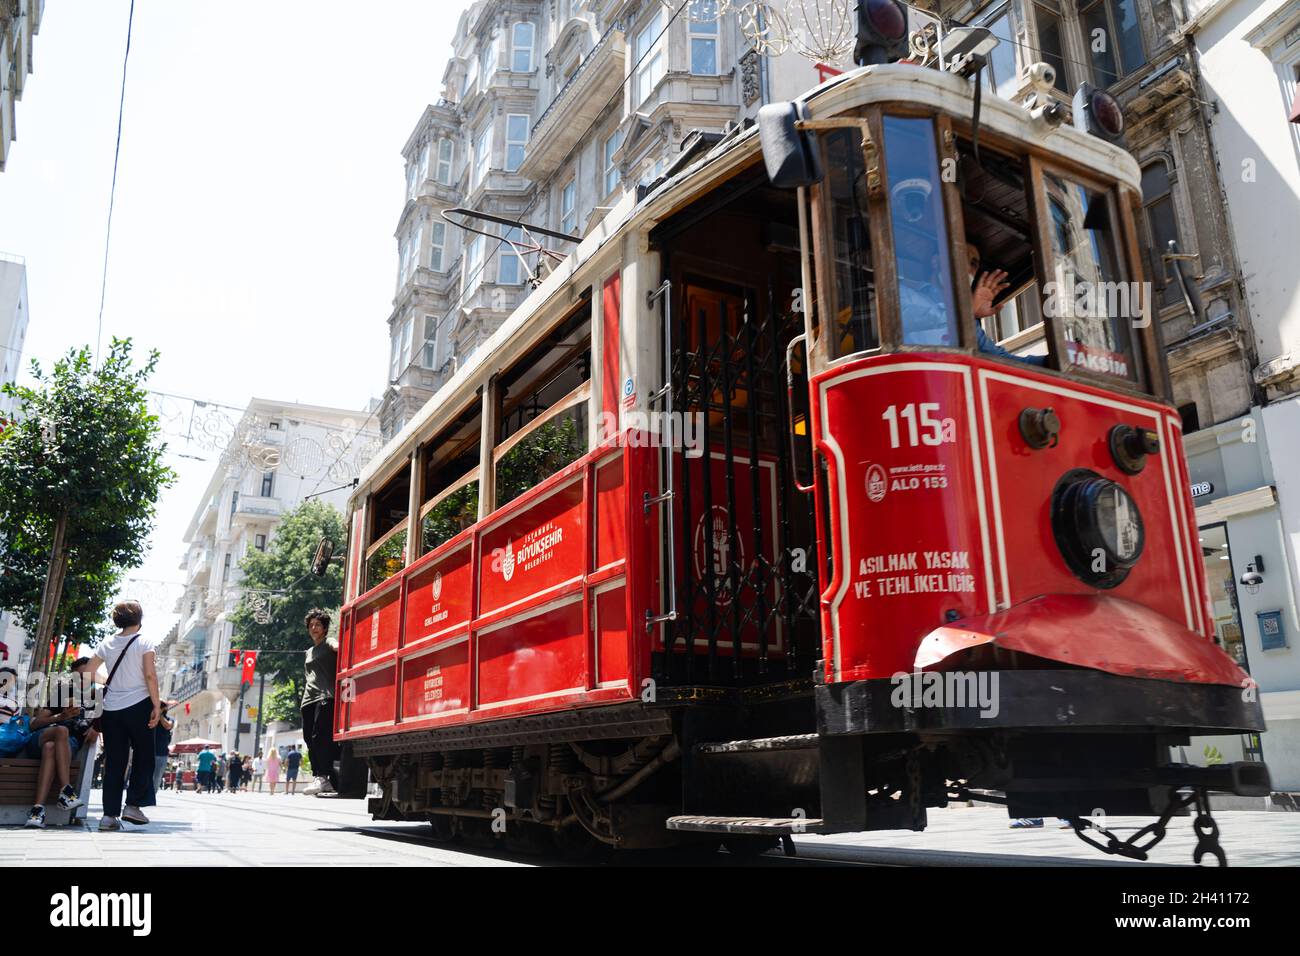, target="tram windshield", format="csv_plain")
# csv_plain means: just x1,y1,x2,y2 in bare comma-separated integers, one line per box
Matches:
813,108,1145,390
